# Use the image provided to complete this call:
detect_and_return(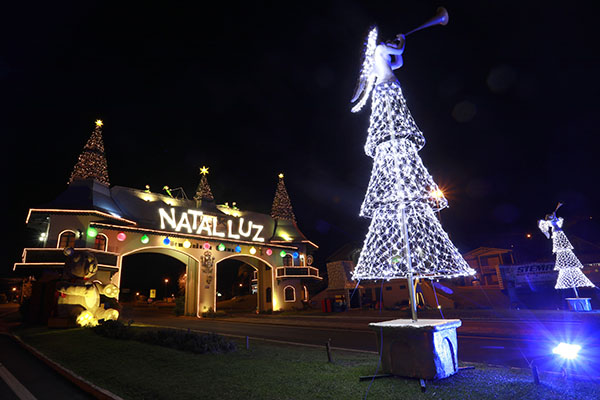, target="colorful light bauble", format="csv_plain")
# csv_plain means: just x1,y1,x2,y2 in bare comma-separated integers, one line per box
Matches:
203,242,211,250
249,247,257,255
140,235,149,244
217,243,226,251
235,245,242,253
280,250,286,257
86,227,98,238
163,237,170,245
266,248,273,256
183,240,191,249
117,232,127,241
292,252,299,259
